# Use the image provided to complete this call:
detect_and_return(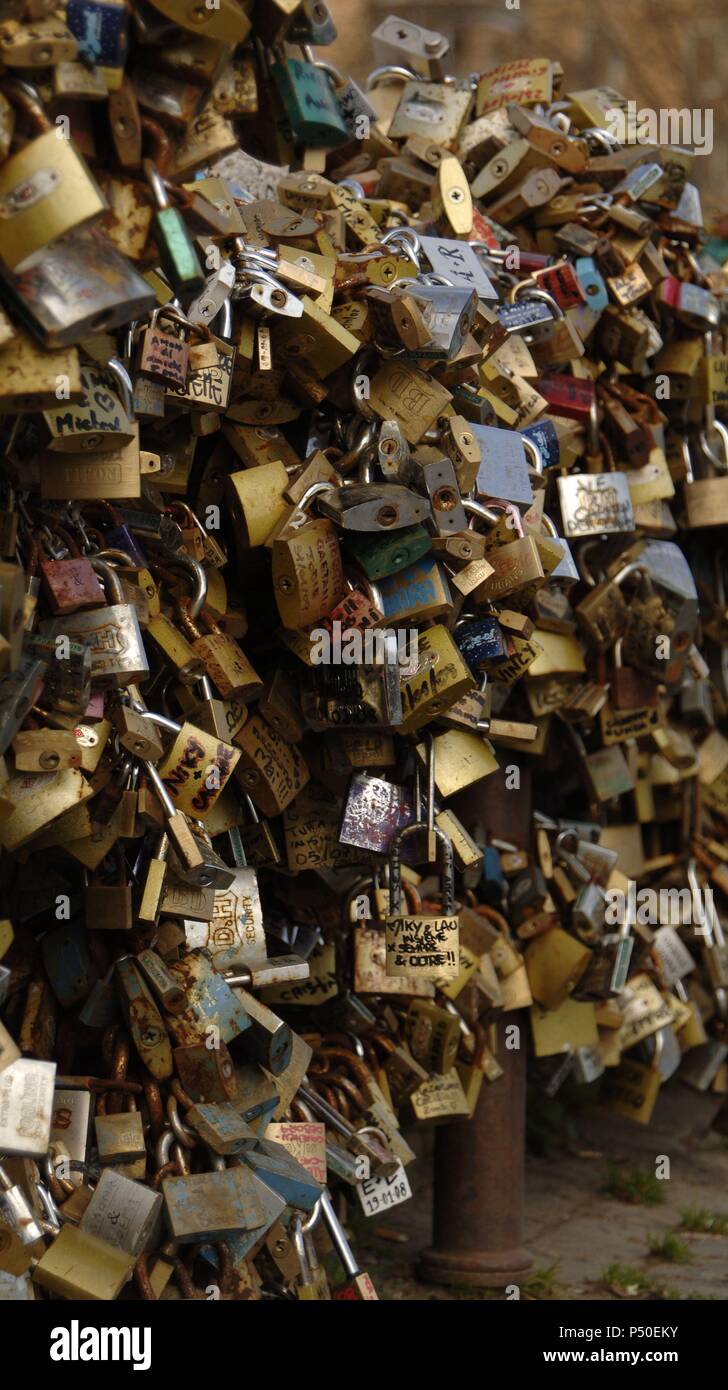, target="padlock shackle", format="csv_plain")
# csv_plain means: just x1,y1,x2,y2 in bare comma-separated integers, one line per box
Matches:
583,126,622,154
521,434,544,474
94,547,137,567
699,420,728,475
463,497,505,528
380,224,421,268
144,759,177,819
162,552,207,619
107,357,135,420
573,538,606,588
389,821,455,915
301,1196,323,1235
365,63,421,90
214,297,233,341
338,177,367,199
91,557,124,605
295,480,338,516
300,48,344,87
586,395,600,457
515,285,564,320
611,560,651,591
425,731,436,835
131,705,180,735
319,1188,360,1277
291,1215,312,1283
